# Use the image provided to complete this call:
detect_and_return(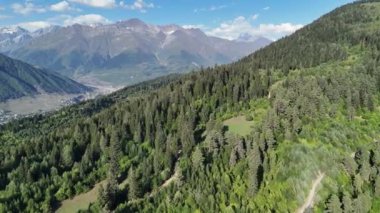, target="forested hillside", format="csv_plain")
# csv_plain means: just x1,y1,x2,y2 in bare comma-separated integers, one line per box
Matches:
0,54,90,102
2,1,380,212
